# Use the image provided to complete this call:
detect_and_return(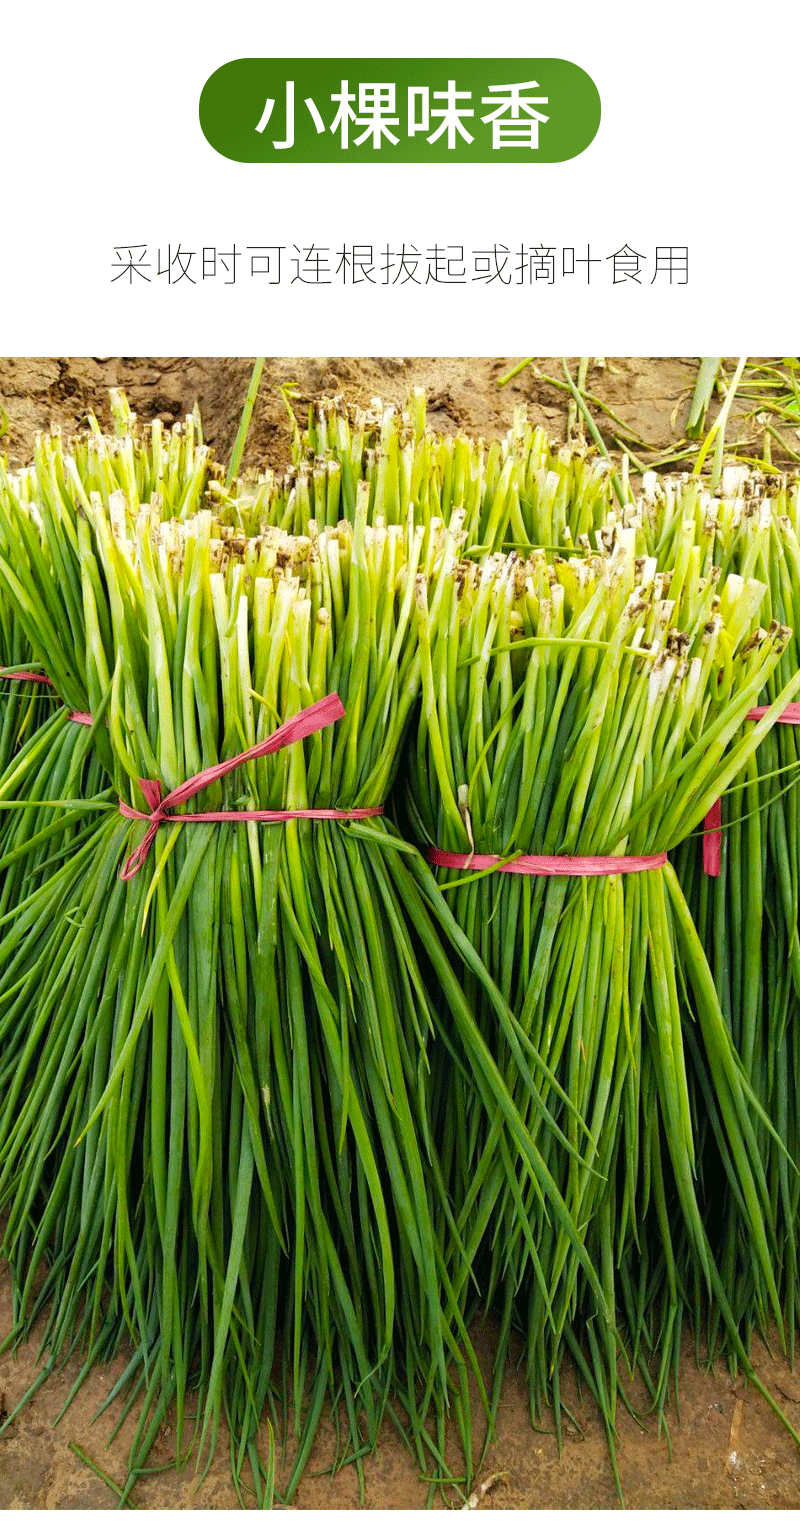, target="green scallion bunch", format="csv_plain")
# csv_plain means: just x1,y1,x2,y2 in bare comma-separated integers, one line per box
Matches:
0,486,529,1504
405,528,800,1486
